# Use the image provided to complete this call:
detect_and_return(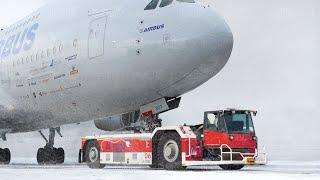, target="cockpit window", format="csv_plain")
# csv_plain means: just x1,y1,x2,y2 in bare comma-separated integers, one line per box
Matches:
145,0,195,10
177,0,195,3
159,0,174,8
144,0,160,10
